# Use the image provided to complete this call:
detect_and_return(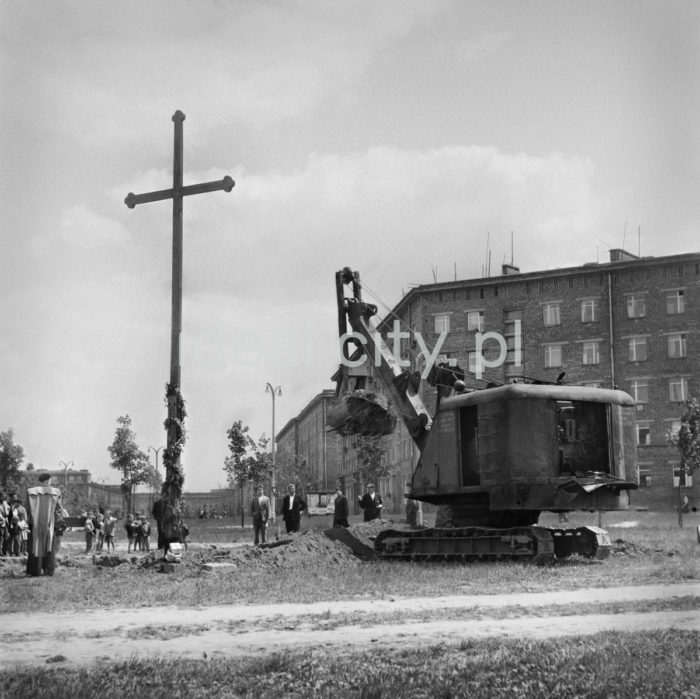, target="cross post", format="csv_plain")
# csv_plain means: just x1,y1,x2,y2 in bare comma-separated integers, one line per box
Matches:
125,110,234,548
